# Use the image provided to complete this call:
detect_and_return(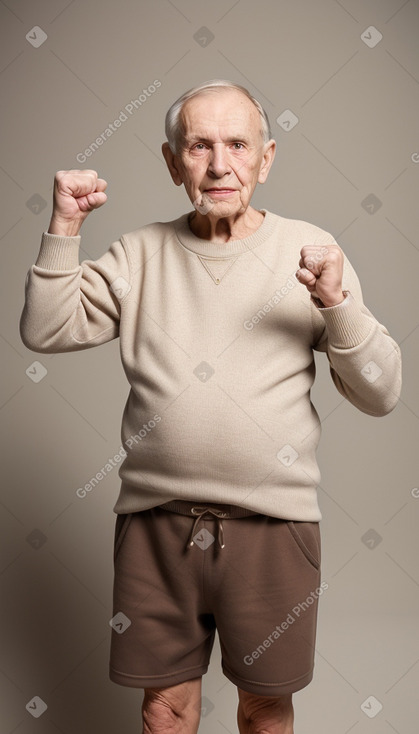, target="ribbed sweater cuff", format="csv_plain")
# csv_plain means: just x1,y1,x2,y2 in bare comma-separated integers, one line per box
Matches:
35,232,81,270
313,291,373,348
